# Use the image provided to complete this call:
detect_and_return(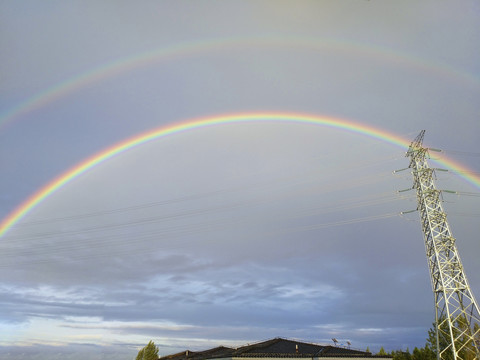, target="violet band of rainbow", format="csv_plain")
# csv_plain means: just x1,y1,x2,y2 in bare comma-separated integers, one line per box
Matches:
1,36,477,131
1,112,478,238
